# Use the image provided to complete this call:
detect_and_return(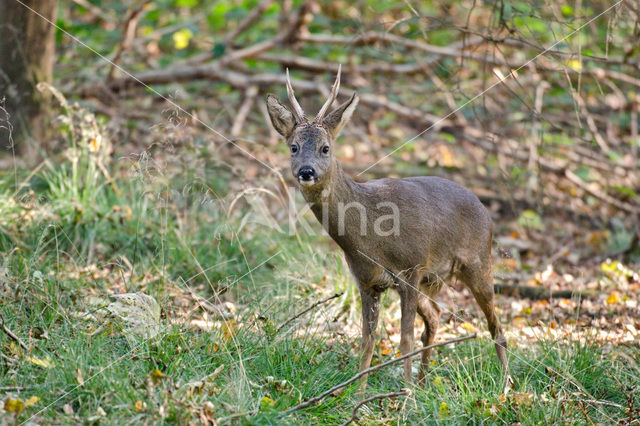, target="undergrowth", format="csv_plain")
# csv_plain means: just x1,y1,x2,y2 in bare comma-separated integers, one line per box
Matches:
0,100,638,424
